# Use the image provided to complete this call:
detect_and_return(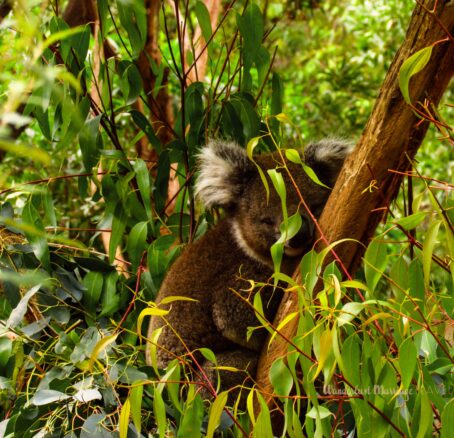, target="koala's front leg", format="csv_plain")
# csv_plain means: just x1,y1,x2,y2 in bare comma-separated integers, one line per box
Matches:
212,289,268,352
